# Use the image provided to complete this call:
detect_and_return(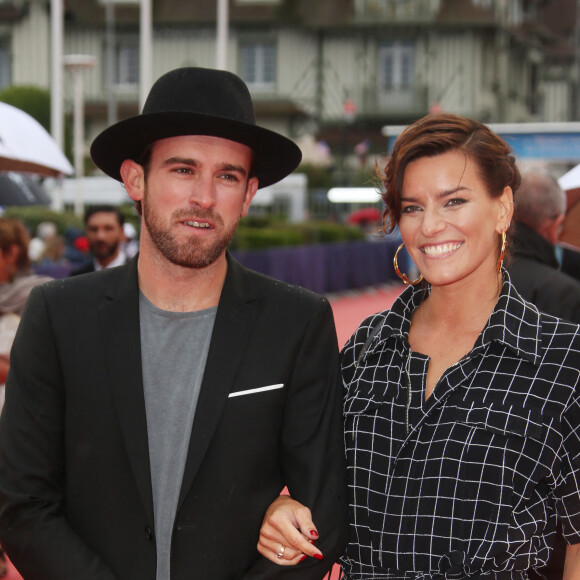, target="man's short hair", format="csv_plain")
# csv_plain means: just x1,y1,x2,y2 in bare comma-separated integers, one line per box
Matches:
84,205,125,228
514,170,566,231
